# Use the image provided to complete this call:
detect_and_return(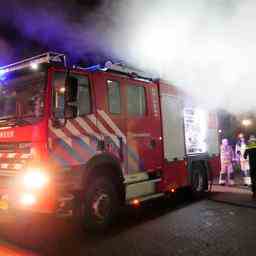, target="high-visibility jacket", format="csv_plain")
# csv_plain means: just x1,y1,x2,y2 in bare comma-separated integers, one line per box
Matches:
244,142,256,170
236,142,249,167
220,145,234,164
